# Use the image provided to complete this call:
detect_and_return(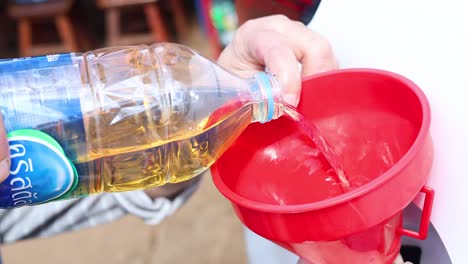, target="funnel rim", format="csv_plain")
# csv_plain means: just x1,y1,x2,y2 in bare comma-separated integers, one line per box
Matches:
211,68,431,214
